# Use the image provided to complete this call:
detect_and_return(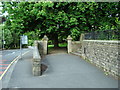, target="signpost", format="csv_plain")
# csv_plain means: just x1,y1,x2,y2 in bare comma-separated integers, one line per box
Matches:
21,35,28,44
20,35,28,59
2,29,5,50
